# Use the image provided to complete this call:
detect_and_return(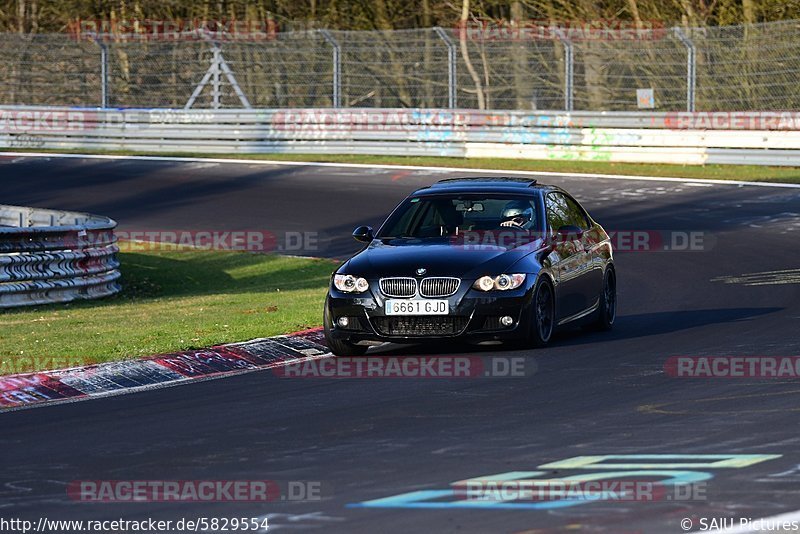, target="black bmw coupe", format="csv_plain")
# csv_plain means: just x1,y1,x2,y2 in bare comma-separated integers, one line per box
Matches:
323,177,615,355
